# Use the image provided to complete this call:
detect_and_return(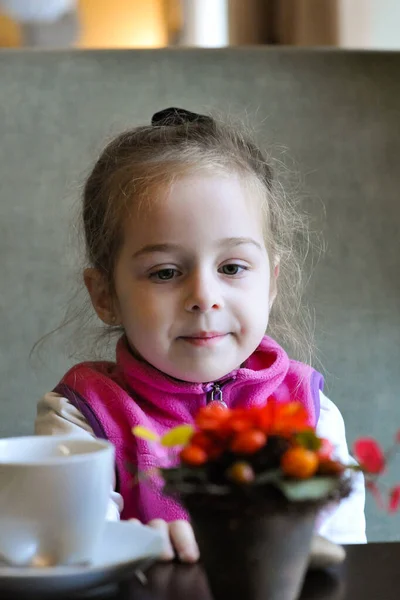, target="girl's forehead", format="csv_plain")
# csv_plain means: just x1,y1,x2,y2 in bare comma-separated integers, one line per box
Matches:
140,172,263,221
123,173,265,247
